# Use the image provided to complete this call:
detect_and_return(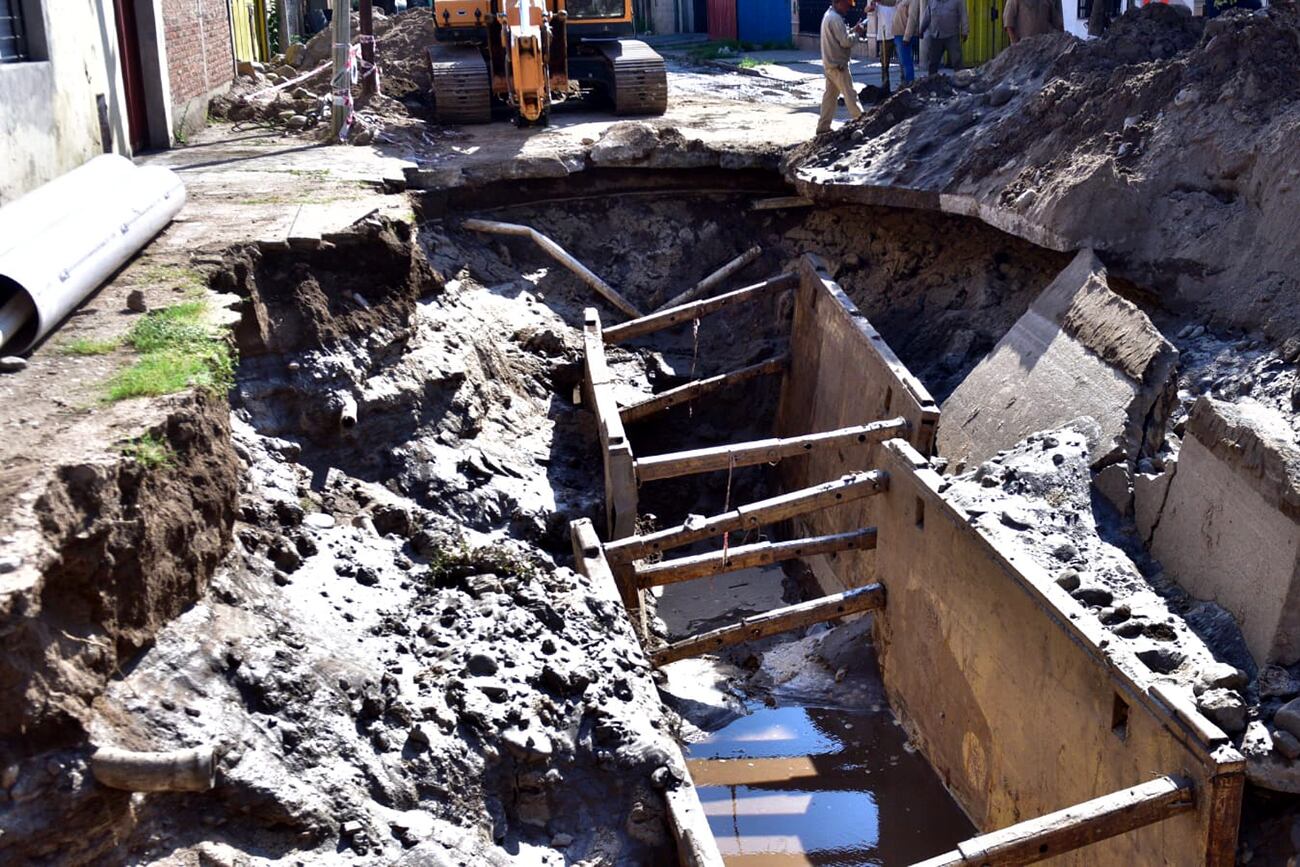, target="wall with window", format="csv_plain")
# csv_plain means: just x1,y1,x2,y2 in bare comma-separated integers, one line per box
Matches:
0,0,130,204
